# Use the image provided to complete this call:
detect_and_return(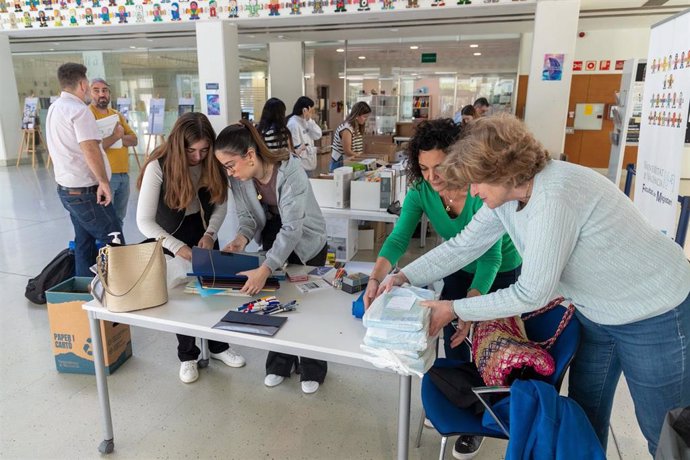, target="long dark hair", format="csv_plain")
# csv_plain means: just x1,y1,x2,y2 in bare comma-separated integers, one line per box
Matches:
257,97,291,148
215,119,290,165
405,118,463,186
287,96,315,121
344,101,371,136
137,112,228,209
